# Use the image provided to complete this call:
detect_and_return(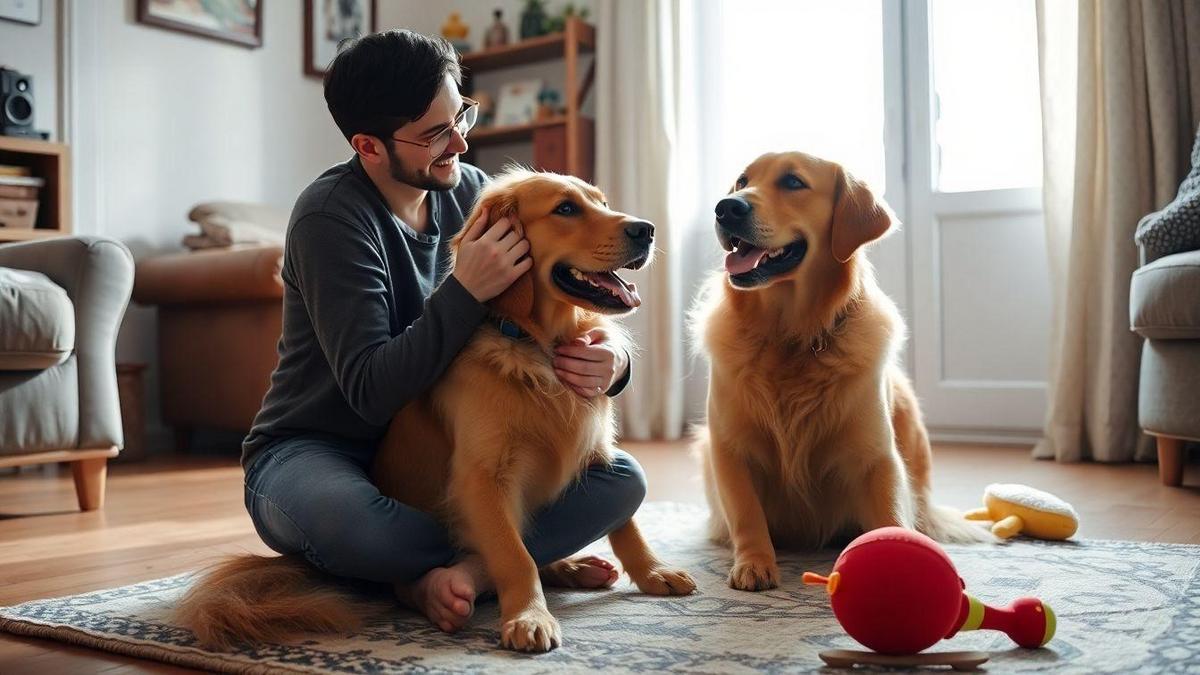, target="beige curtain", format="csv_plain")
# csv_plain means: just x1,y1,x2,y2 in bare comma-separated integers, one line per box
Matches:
1035,0,1200,462
594,0,691,440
